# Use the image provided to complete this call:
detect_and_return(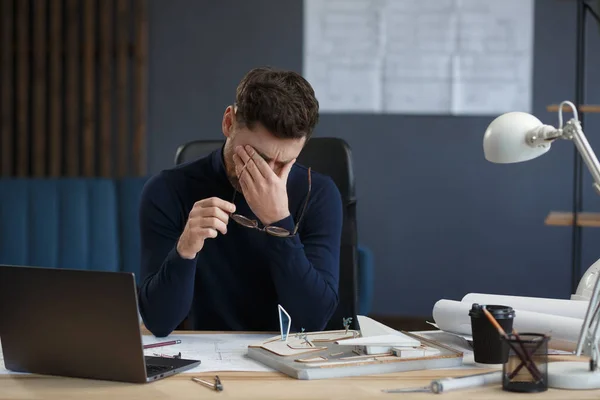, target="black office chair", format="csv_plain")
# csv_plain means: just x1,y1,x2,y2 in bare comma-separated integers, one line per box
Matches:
174,138,360,330
174,140,225,166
